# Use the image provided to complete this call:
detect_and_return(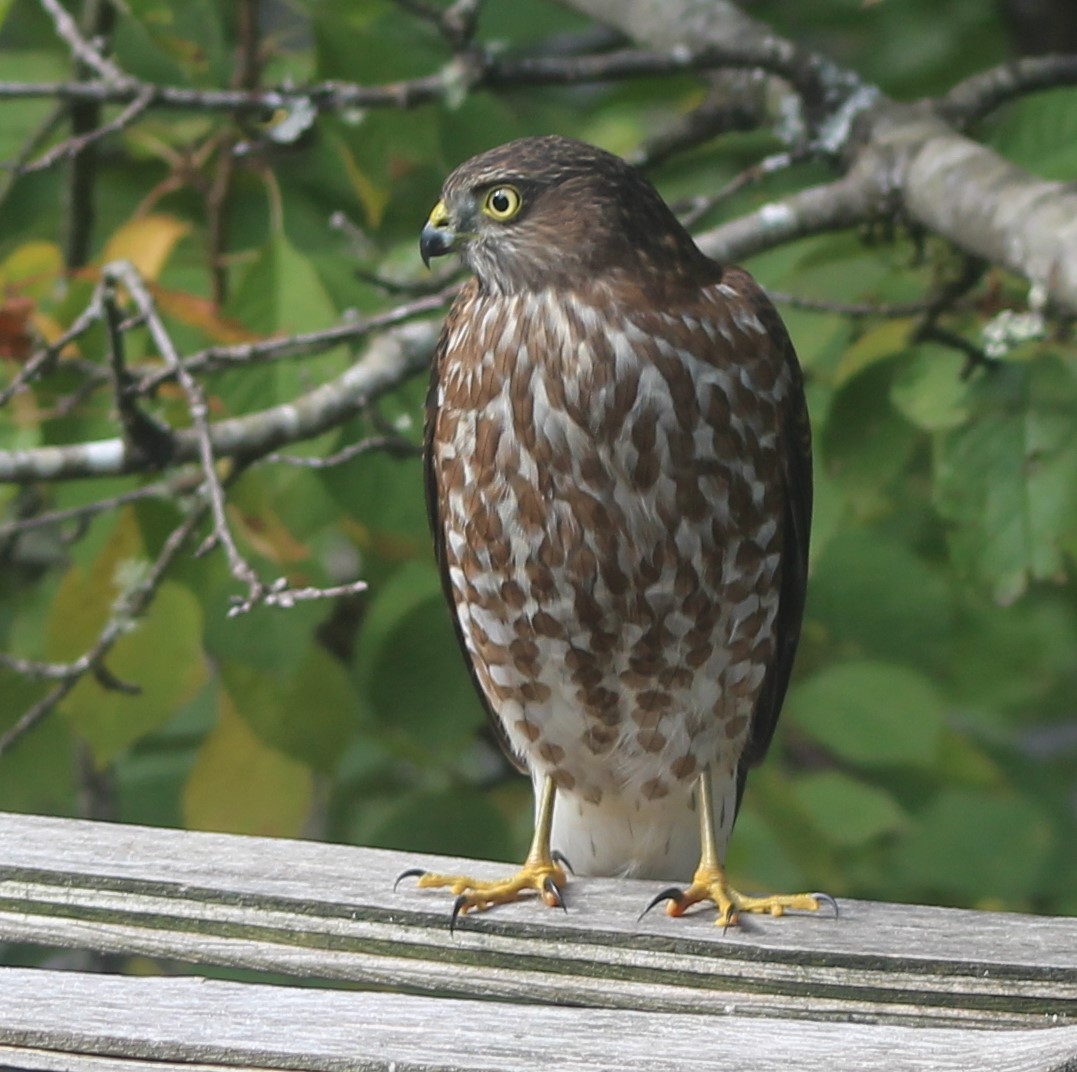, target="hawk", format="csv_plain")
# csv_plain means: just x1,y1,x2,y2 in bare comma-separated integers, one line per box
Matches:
406,135,823,927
